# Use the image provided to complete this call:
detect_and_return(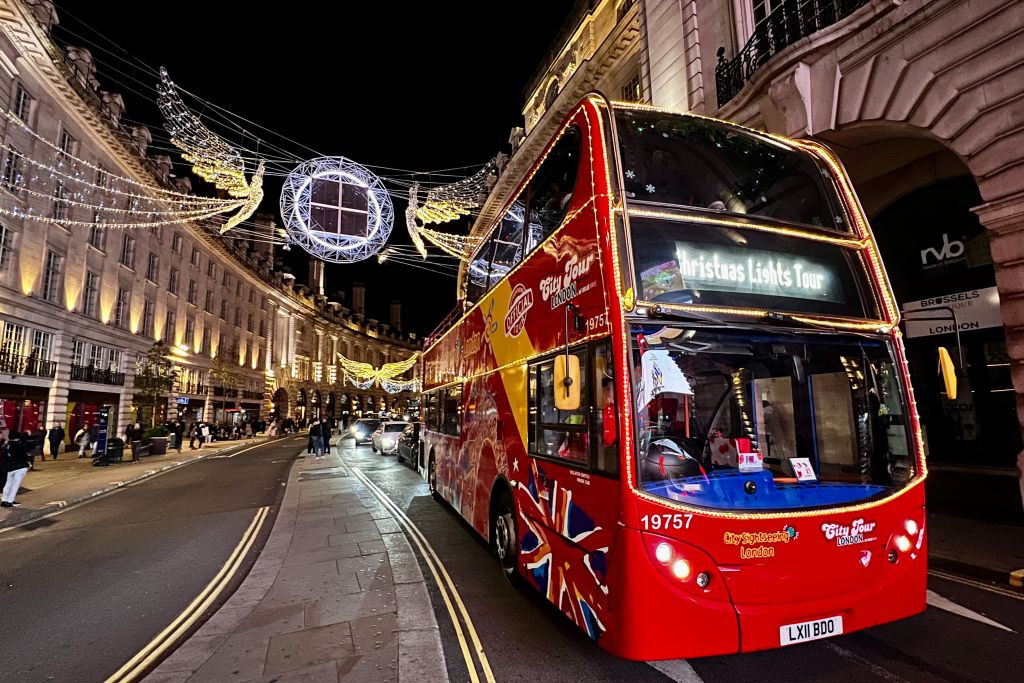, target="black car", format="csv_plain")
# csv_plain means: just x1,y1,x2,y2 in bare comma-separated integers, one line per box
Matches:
396,422,421,470
349,418,381,444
